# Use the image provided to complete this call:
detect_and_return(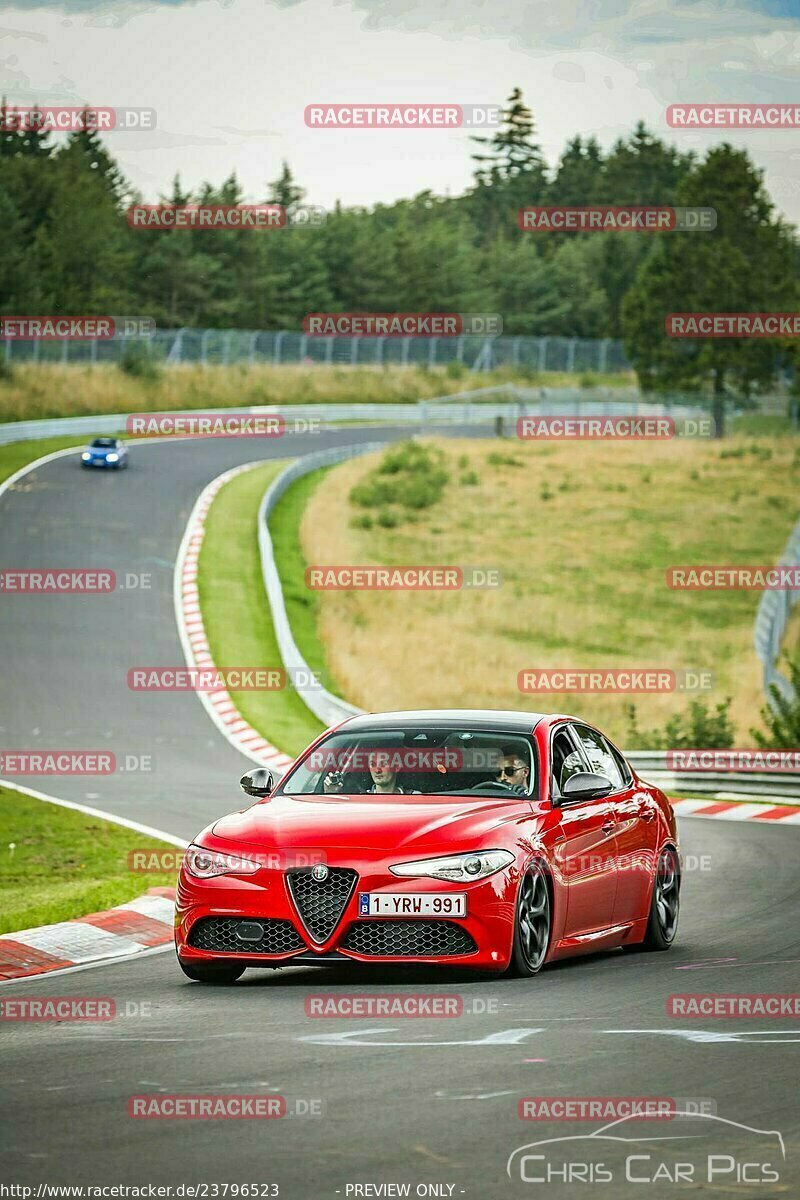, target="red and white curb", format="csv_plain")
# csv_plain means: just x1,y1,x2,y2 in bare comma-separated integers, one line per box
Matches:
174,462,294,776
0,888,176,981
670,796,800,824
